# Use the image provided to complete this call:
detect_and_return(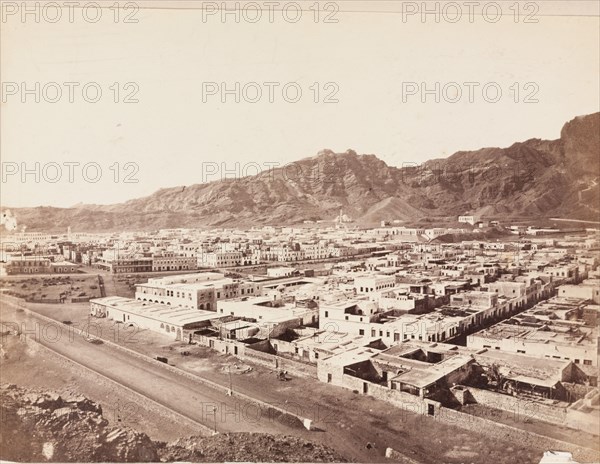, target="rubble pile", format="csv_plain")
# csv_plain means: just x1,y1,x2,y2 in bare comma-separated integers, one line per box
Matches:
160,433,346,462
0,384,346,463
0,384,159,462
